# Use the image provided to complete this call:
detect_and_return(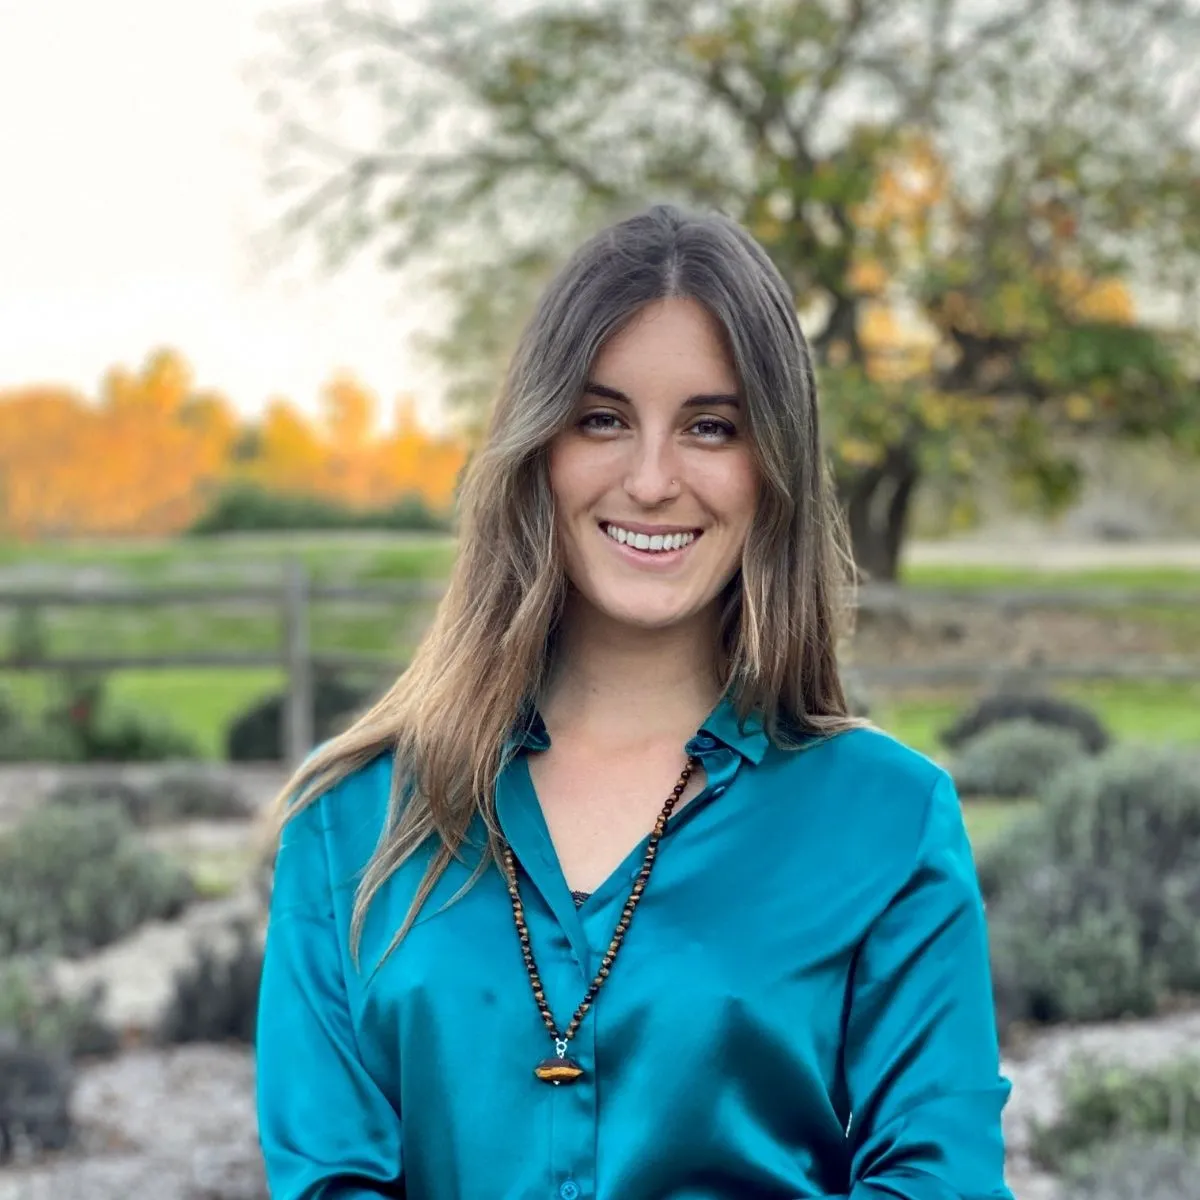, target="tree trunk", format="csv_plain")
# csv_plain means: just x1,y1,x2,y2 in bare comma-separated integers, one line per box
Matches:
838,445,920,583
